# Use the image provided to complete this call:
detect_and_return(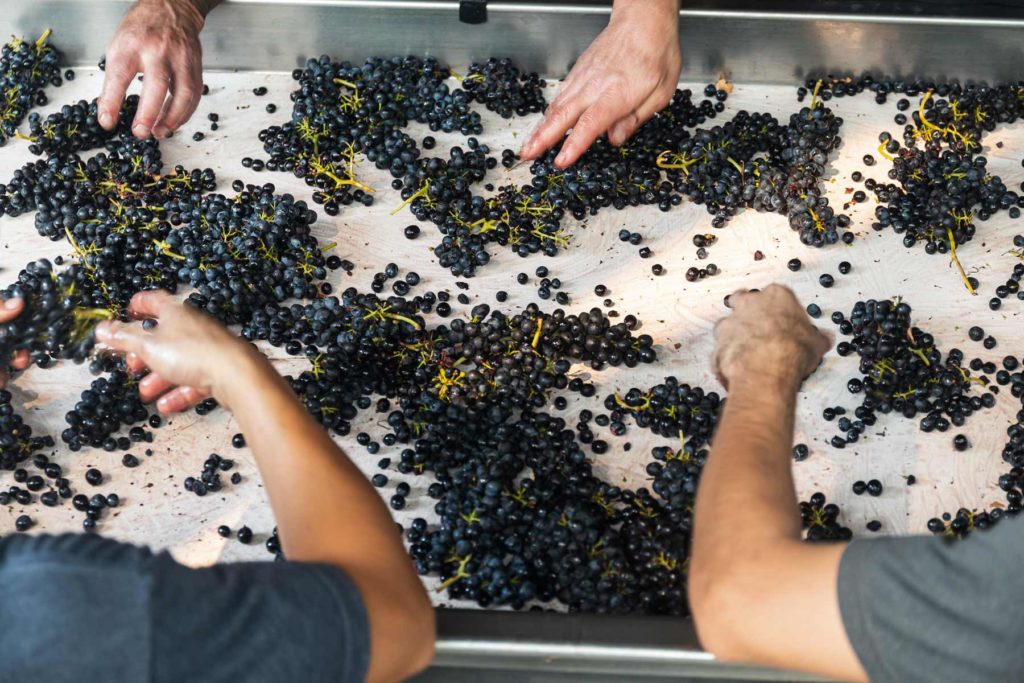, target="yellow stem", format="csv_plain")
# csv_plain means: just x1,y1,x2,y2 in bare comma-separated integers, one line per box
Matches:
391,183,429,216
808,79,823,115
946,228,976,296
877,141,895,162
